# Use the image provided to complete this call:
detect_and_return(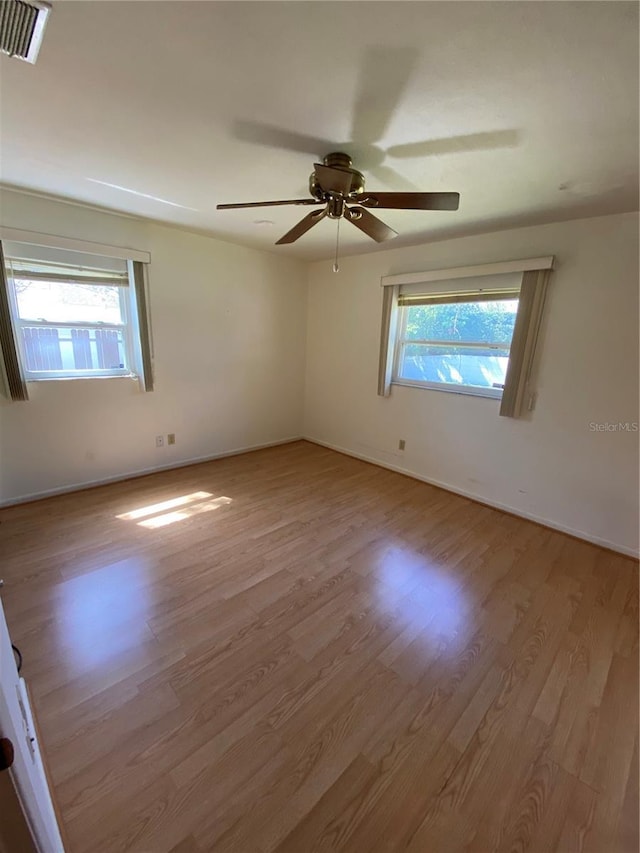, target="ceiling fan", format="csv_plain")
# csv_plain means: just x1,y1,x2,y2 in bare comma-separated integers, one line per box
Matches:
216,151,460,245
